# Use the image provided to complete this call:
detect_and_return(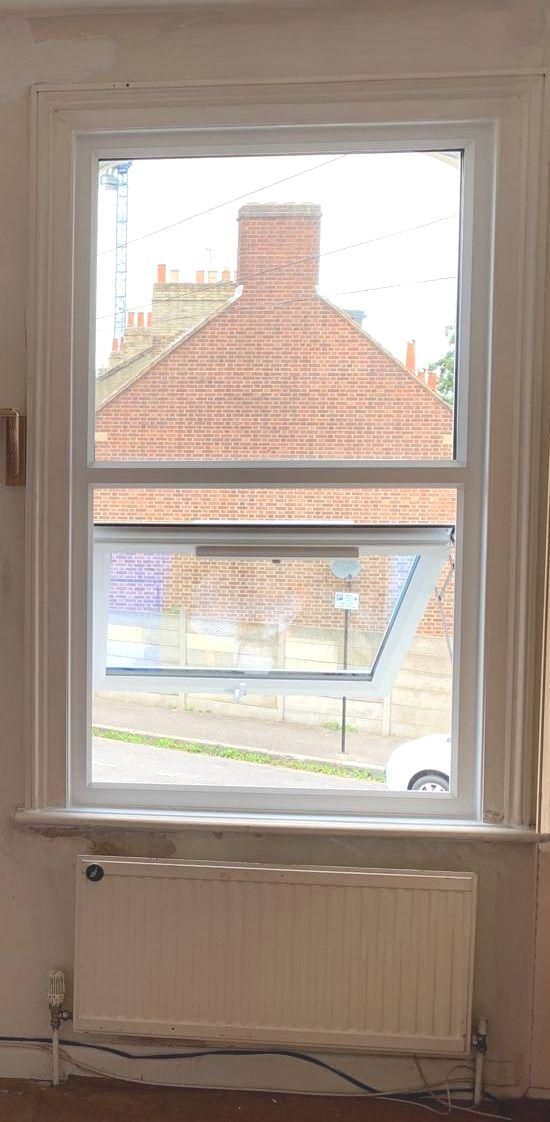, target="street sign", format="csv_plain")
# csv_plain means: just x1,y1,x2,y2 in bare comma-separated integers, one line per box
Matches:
334,591,359,611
